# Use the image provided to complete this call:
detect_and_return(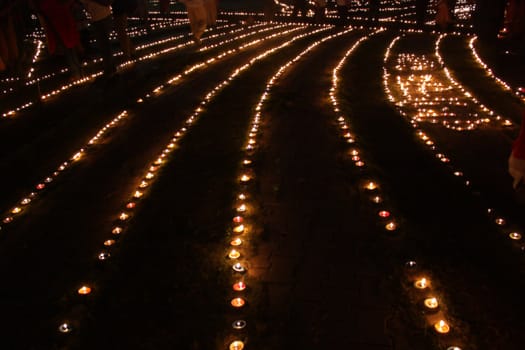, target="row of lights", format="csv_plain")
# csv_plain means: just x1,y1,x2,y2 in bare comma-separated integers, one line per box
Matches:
0,22,315,231
1,18,191,97
1,21,241,118
330,30,461,350
384,32,524,282
383,32,522,342
468,36,525,104
435,33,514,128
224,23,357,350
56,23,337,338
331,28,465,350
